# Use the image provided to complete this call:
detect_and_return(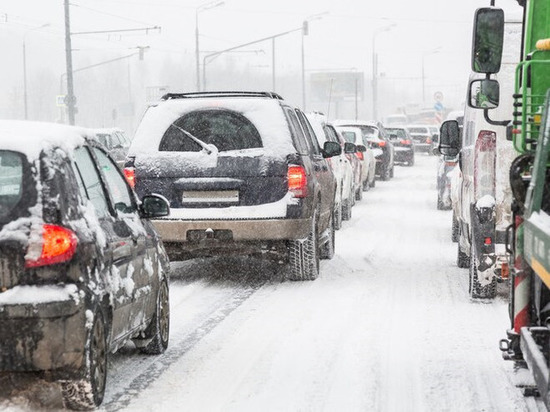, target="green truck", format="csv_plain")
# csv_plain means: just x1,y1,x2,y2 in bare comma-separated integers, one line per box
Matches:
440,0,550,401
